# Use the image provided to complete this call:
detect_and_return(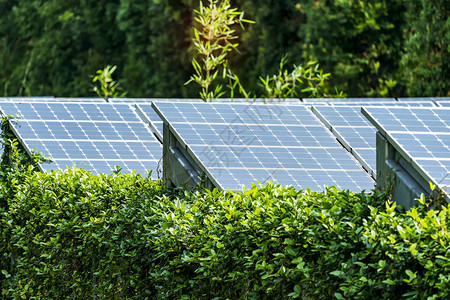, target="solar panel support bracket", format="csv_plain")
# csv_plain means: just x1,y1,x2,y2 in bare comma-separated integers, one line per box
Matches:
376,132,427,209
163,122,214,190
